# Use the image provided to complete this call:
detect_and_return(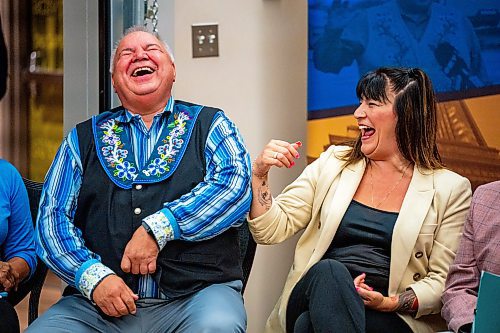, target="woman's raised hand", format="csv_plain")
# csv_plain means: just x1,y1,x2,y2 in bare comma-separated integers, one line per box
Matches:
252,140,302,178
